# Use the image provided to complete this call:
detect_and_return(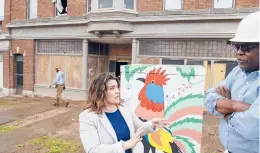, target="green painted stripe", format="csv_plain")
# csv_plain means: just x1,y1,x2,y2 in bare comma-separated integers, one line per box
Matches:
165,96,204,118
169,118,202,129
165,94,204,117
173,135,196,153
171,122,202,132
